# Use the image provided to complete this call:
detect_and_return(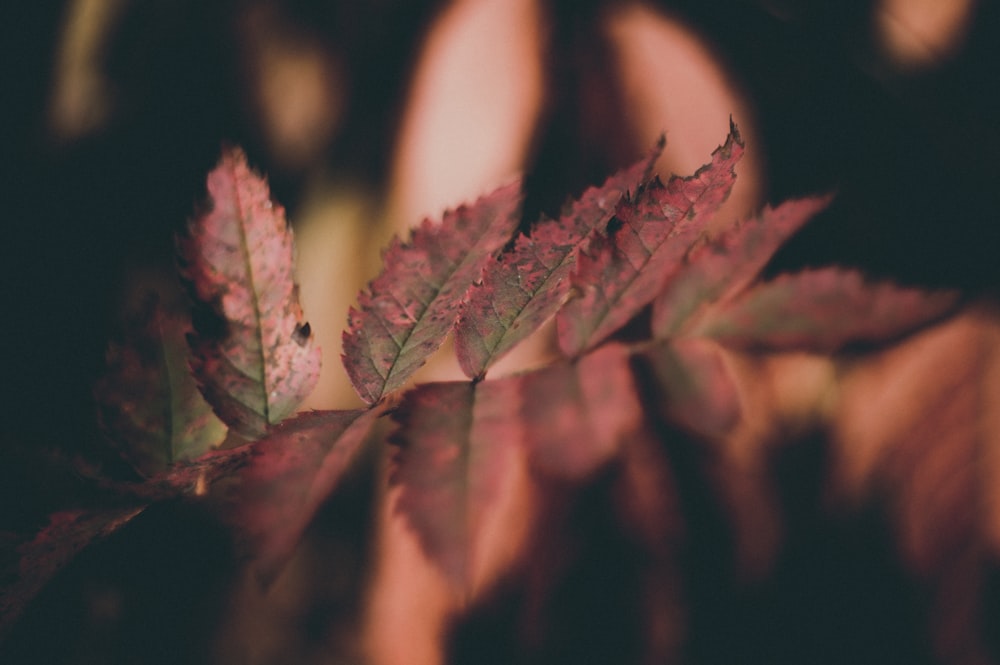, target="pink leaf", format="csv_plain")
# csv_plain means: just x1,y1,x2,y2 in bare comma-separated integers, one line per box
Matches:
638,338,741,440
557,125,744,356
519,343,644,479
693,268,960,352
178,147,320,439
651,196,832,338
210,407,385,581
343,182,523,403
455,141,663,378
390,380,520,591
